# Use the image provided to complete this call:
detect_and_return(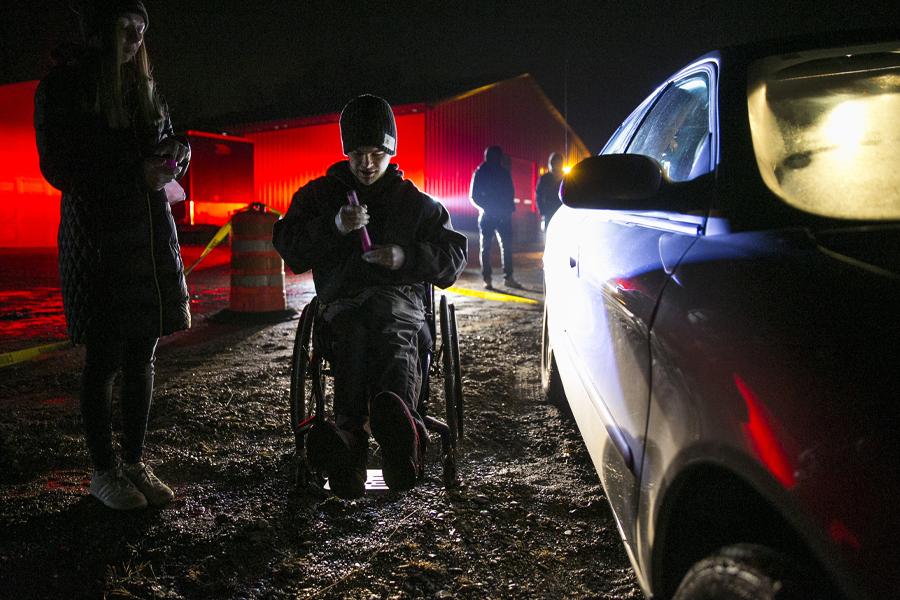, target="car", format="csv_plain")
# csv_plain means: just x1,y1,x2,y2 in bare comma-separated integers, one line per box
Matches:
542,31,899,600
